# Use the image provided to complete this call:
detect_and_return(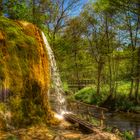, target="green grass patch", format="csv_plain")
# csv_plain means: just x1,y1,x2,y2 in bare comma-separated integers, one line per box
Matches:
72,81,139,111
74,86,108,105
117,81,131,96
